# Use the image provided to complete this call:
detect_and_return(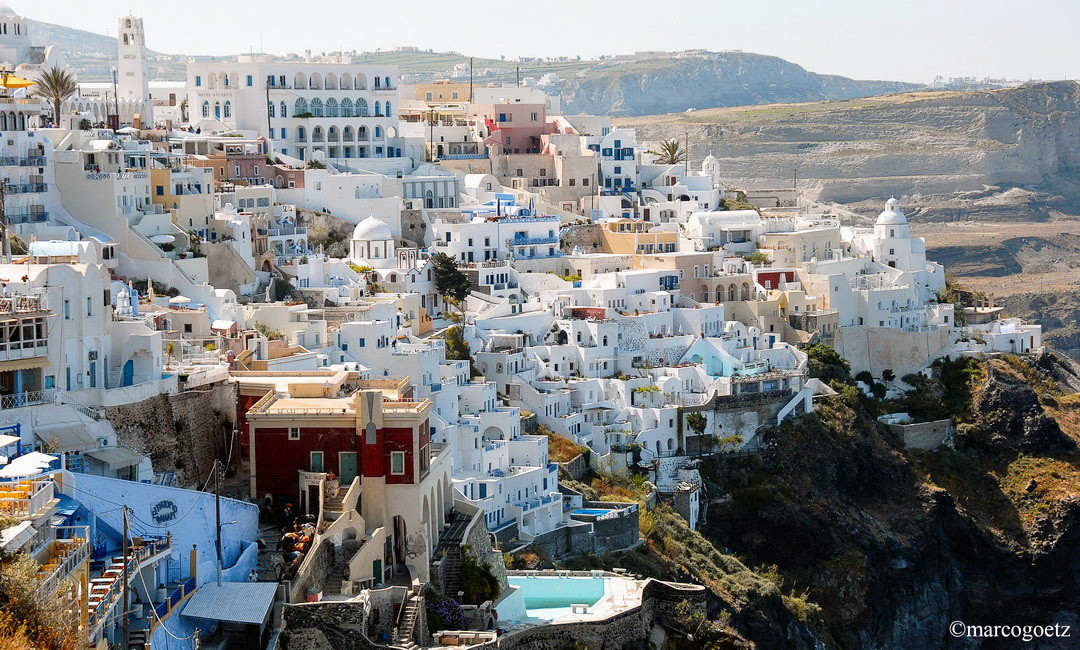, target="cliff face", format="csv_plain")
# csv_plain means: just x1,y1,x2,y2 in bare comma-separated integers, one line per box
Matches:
698,355,1080,648
620,81,1080,207
560,53,914,117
